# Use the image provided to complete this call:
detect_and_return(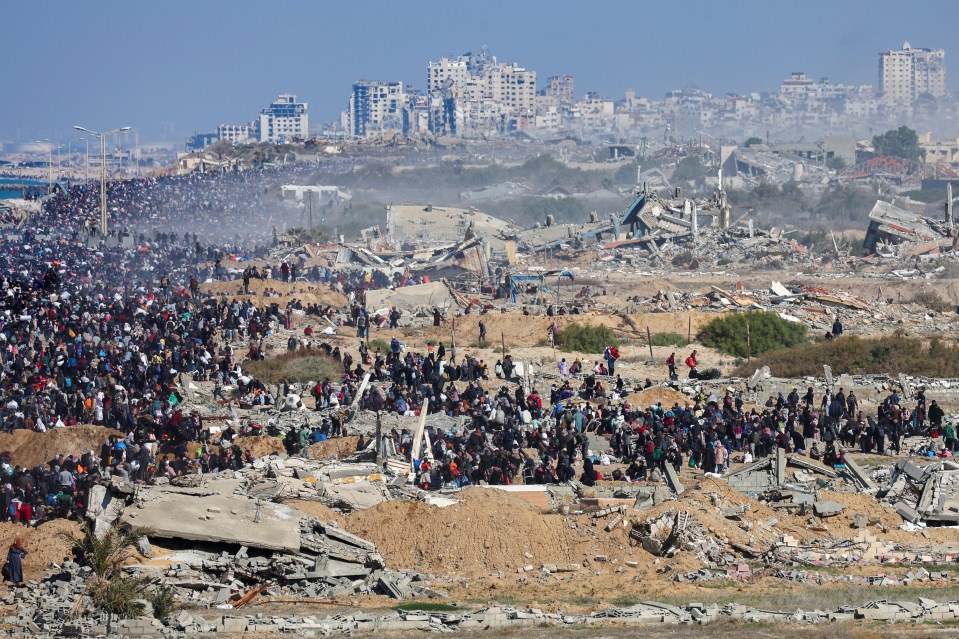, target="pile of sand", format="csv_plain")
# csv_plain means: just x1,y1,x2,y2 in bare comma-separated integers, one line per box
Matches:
200,278,348,307
285,499,347,527
308,436,360,461
623,387,691,410
419,313,628,349
231,435,286,458
346,487,577,576
0,519,80,581
623,311,716,336
0,426,121,469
